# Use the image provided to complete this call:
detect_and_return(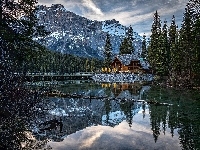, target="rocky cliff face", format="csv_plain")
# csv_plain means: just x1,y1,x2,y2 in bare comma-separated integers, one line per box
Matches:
35,4,142,59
